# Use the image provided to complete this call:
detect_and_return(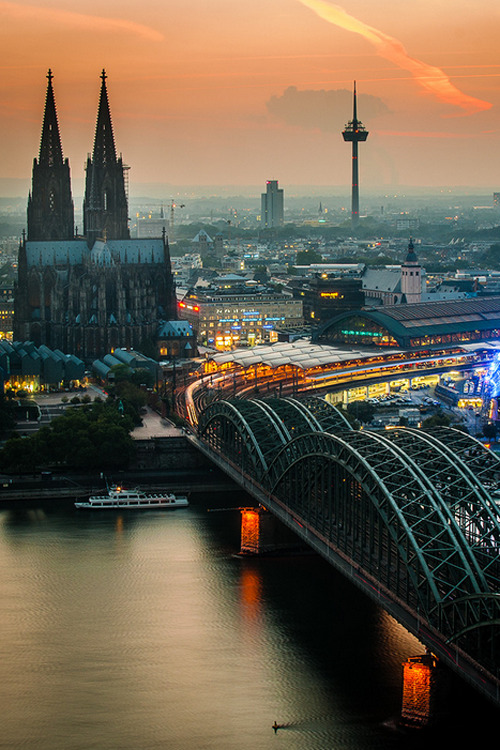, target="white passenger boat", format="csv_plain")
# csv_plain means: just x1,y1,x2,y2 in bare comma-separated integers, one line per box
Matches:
75,485,189,510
